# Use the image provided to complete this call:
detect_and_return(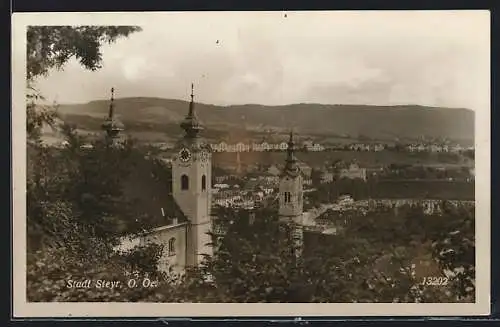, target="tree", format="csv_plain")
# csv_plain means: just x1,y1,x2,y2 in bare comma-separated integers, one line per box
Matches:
430,204,475,301
199,205,434,303
26,127,177,301
203,206,306,302
27,26,142,140
26,126,88,253
27,26,142,81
